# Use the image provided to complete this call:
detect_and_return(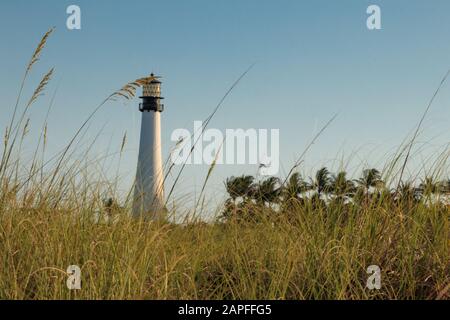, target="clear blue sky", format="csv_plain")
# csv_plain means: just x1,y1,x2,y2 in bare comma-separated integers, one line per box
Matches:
1,0,449,210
